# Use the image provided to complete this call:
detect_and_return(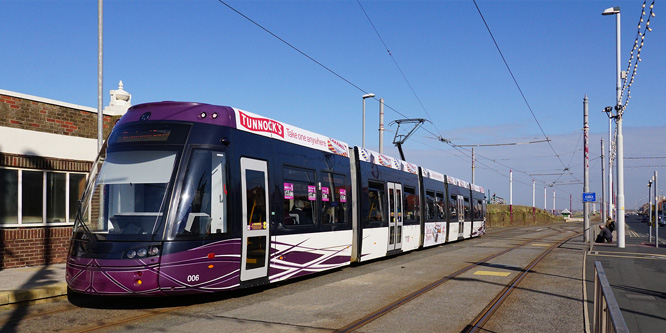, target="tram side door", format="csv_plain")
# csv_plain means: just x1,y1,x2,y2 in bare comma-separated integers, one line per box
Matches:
387,182,403,251
457,195,465,239
240,158,270,282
